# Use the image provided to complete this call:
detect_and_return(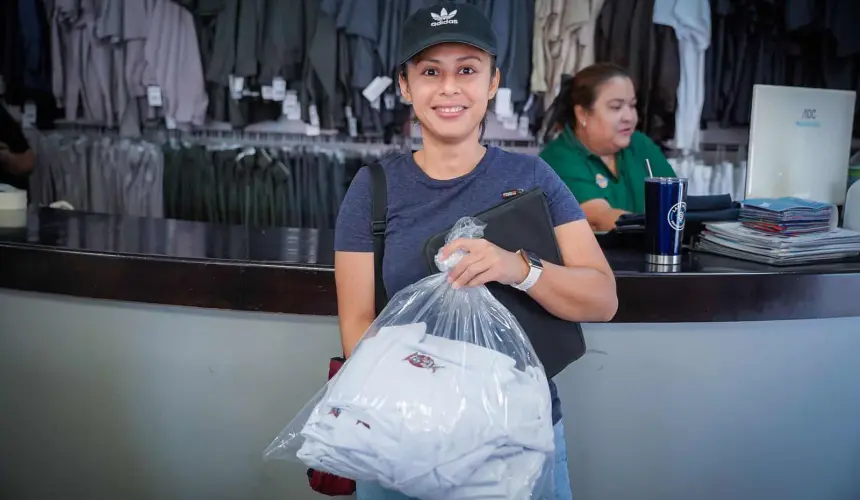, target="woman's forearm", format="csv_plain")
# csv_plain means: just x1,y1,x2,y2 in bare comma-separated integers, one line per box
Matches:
0,150,35,176
581,201,627,231
339,317,374,358
526,260,618,322
589,208,627,231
